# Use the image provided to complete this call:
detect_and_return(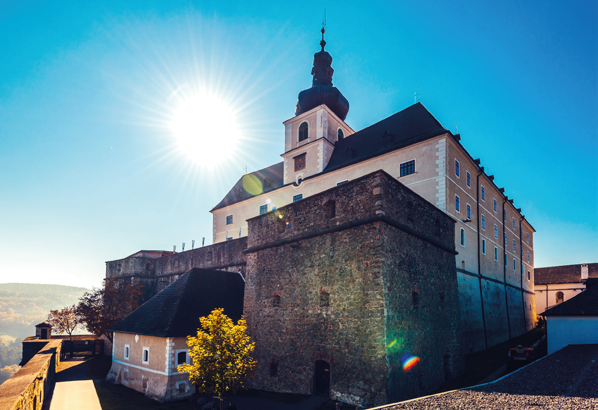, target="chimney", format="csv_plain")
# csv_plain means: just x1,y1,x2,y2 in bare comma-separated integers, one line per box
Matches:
581,264,589,281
